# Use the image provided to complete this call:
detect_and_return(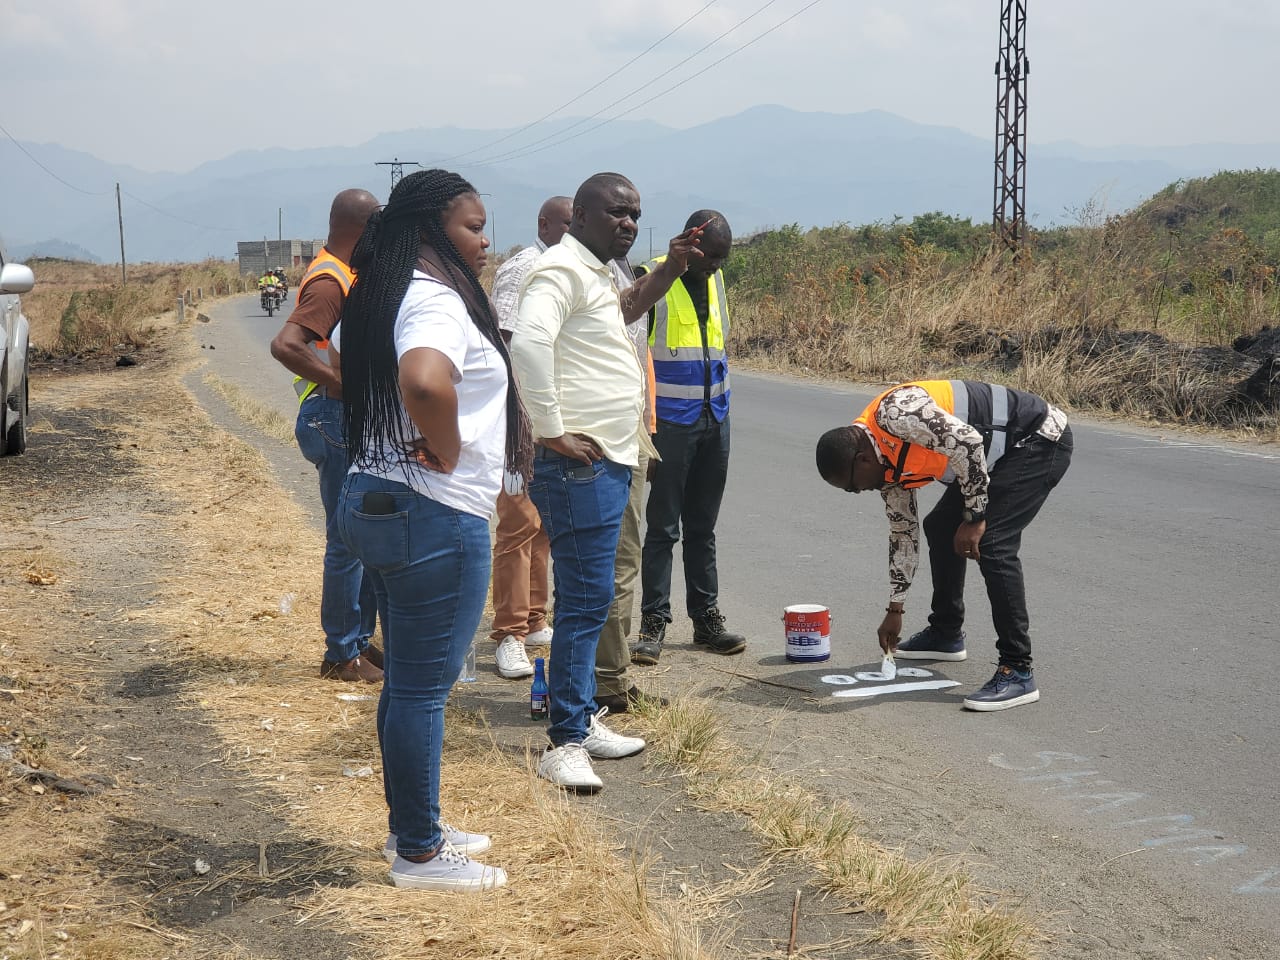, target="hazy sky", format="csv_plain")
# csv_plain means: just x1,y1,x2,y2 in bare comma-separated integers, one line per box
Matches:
5,0,1278,172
